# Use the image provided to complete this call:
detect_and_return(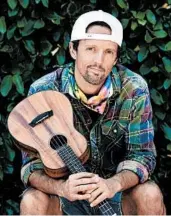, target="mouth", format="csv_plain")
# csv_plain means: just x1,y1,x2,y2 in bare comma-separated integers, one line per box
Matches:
88,67,104,74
